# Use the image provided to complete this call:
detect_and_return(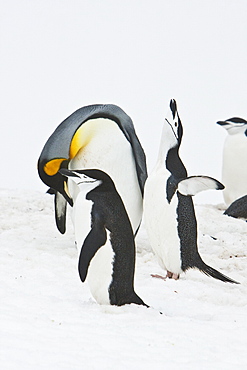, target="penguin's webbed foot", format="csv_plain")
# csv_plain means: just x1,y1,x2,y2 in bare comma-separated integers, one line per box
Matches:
151,272,180,280
166,271,179,280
